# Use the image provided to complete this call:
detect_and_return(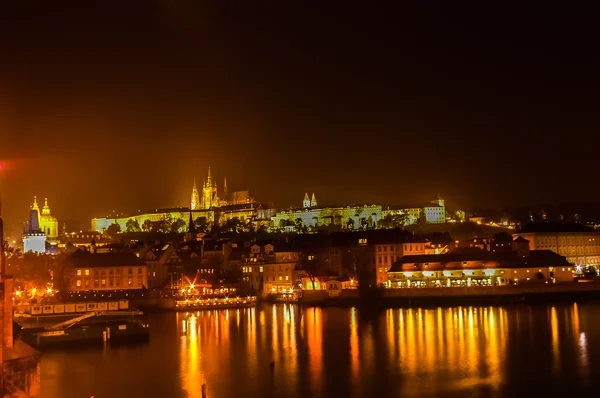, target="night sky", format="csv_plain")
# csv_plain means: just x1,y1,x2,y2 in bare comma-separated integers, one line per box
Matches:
1,2,598,237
